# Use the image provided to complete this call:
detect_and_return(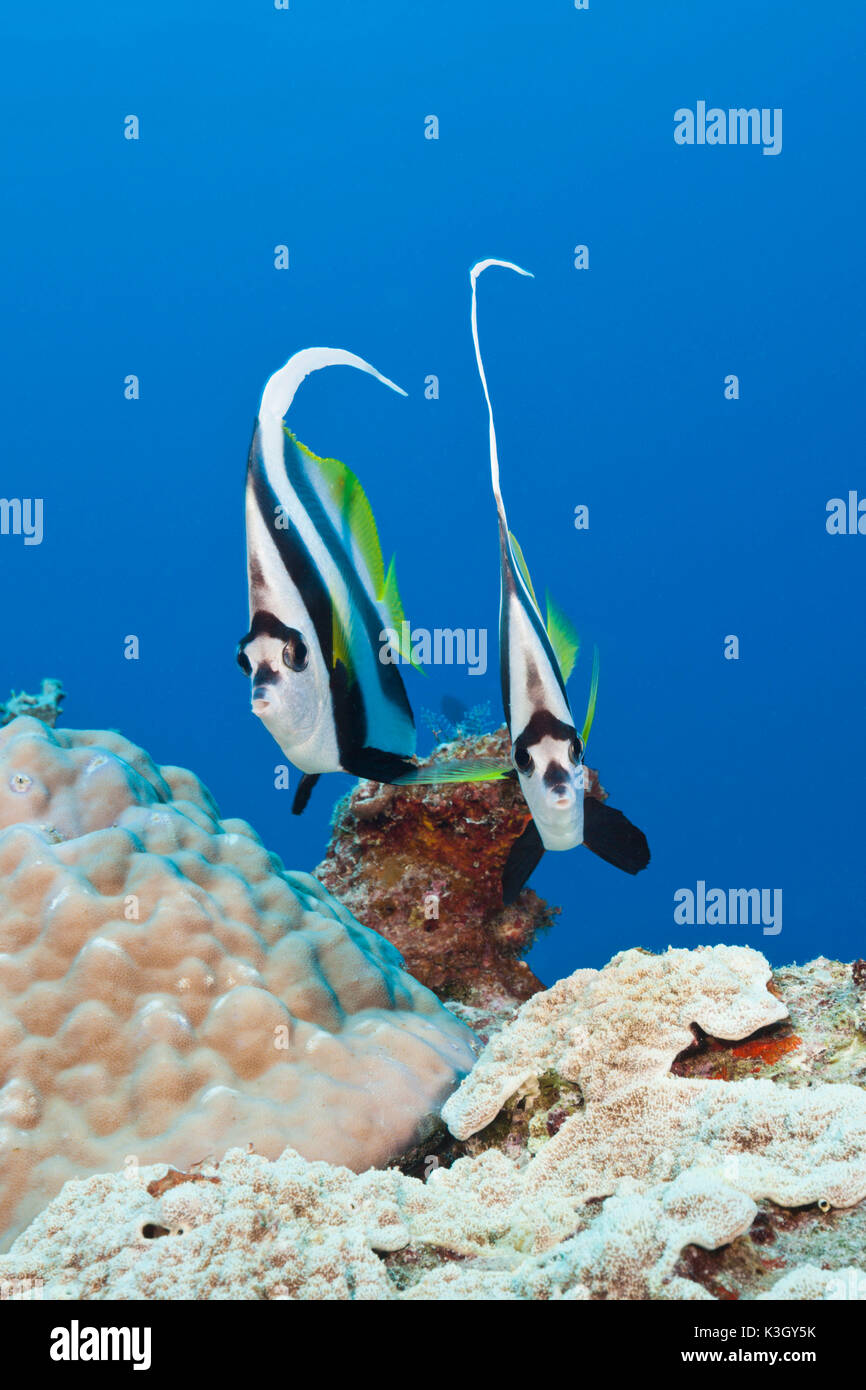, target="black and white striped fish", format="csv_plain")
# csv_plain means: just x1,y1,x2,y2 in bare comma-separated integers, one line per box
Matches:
470,259,650,902
237,347,422,814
